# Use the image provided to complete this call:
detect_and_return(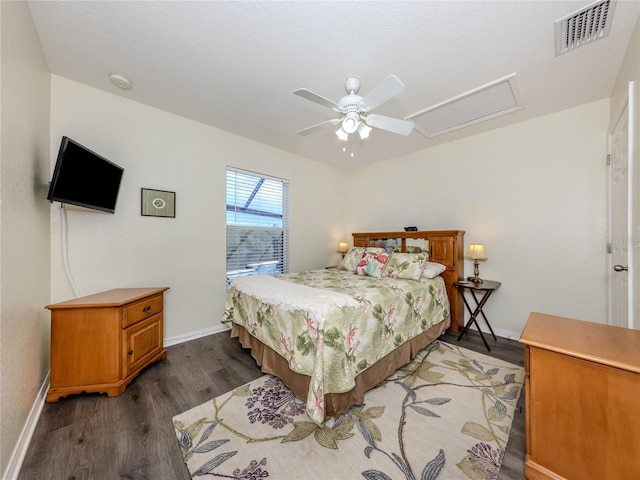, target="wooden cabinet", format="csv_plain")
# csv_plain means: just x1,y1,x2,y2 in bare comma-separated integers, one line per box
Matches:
45,287,169,402
519,312,640,480
352,230,464,332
